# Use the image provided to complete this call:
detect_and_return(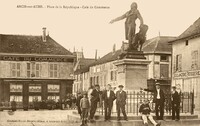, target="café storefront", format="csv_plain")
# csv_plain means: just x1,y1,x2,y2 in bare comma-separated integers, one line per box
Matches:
172,70,200,111
0,54,74,109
